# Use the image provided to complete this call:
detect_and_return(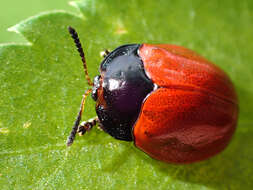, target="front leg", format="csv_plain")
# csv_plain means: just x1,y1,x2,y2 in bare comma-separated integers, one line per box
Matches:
77,117,99,135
